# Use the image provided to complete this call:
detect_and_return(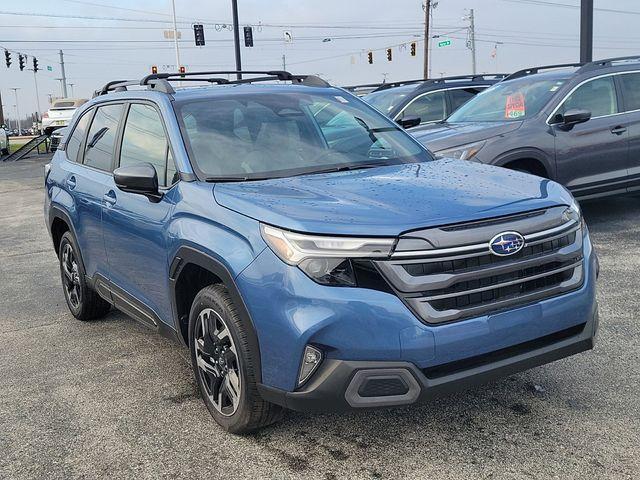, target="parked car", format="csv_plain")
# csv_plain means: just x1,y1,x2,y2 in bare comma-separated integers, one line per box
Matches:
412,56,640,199
0,125,8,155
45,70,598,433
359,75,506,128
42,98,88,135
49,127,68,152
